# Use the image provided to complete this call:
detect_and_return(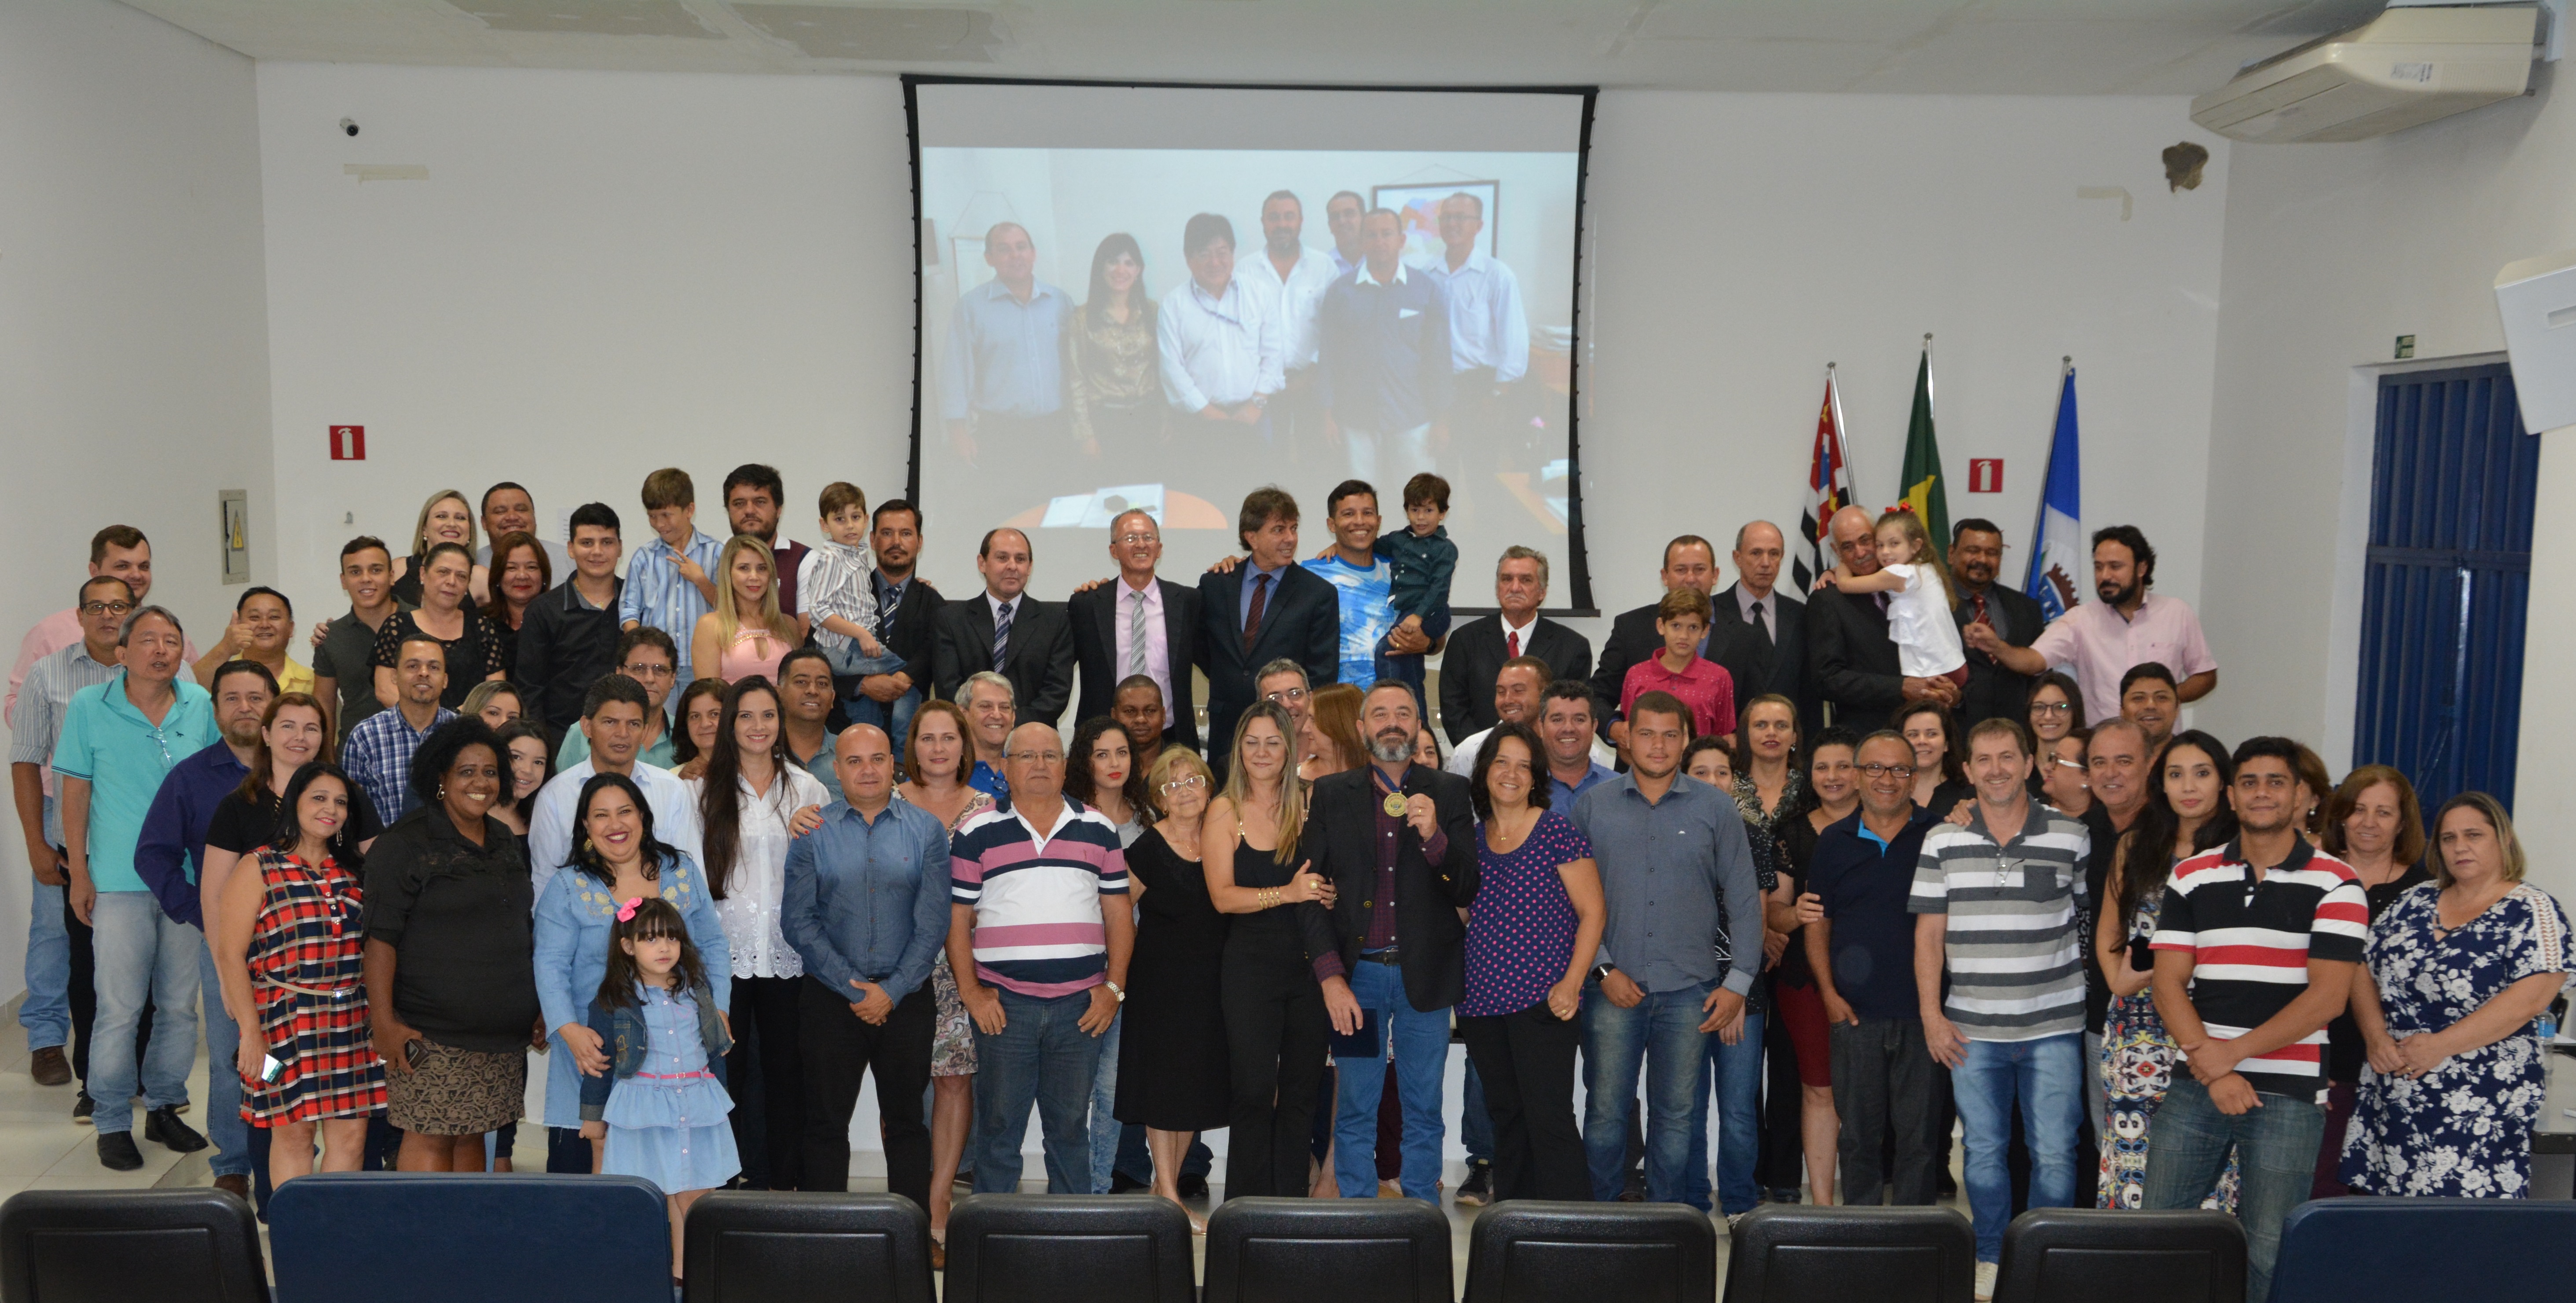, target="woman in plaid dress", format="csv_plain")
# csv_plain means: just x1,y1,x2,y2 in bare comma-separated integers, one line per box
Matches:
211,761,387,1190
